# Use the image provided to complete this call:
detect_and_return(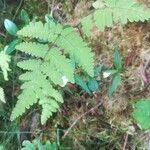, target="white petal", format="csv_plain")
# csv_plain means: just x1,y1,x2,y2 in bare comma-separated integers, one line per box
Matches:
61,76,68,87
103,72,111,78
